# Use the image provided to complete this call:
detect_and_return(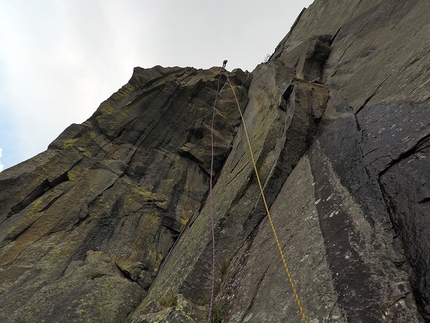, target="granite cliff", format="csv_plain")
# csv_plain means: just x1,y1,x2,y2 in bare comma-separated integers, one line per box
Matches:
1,0,430,322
